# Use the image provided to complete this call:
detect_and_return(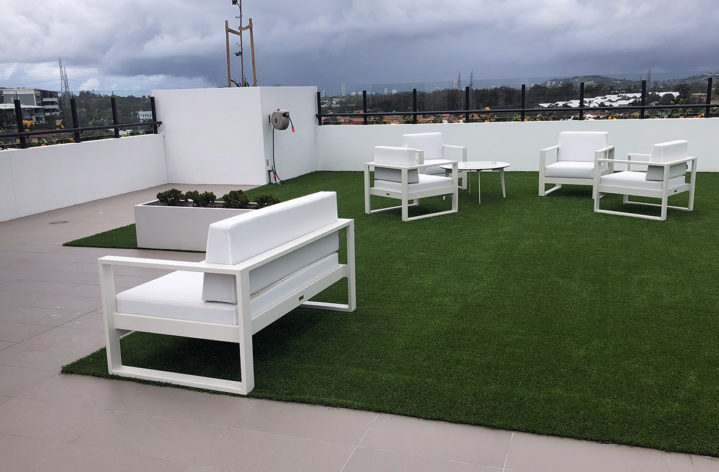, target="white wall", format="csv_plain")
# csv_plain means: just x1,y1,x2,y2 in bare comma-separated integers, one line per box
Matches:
316,118,719,172
153,86,317,185
259,87,318,182
0,134,166,222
